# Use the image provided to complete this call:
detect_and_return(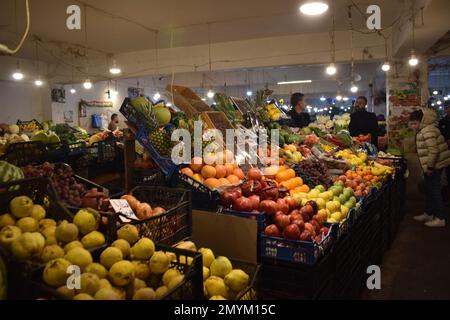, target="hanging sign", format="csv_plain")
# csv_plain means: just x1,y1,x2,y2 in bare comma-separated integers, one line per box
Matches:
80,100,113,108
